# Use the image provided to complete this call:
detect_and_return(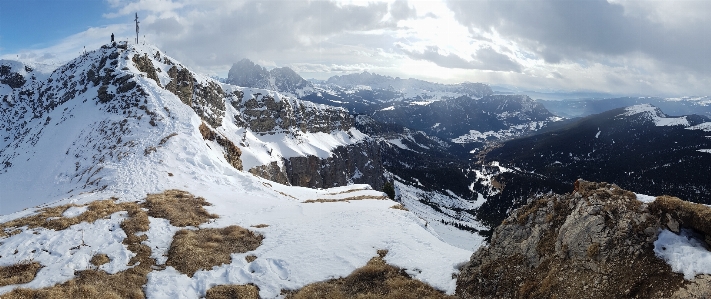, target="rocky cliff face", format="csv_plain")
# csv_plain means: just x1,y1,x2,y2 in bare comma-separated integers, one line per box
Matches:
456,180,711,299
227,87,384,190
229,90,353,134
249,139,384,190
